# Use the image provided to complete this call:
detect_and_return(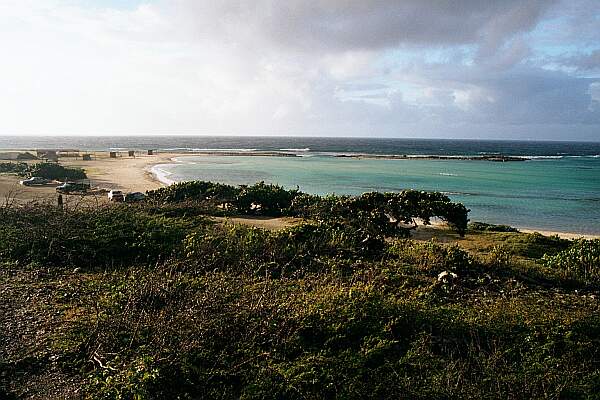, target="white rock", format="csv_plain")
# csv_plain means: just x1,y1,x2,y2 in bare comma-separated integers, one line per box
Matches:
437,270,458,283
